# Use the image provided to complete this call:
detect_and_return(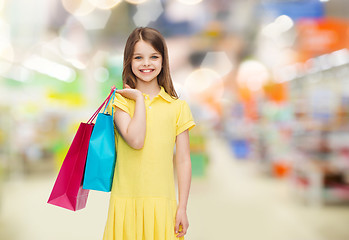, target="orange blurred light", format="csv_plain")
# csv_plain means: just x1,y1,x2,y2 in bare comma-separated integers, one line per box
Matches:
296,18,349,61
264,82,288,103
185,68,224,116
273,161,292,178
